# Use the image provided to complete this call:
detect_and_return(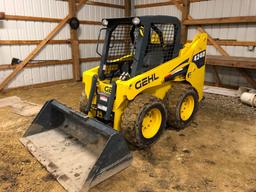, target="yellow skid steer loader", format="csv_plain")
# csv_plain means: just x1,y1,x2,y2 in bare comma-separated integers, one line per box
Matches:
21,16,207,192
